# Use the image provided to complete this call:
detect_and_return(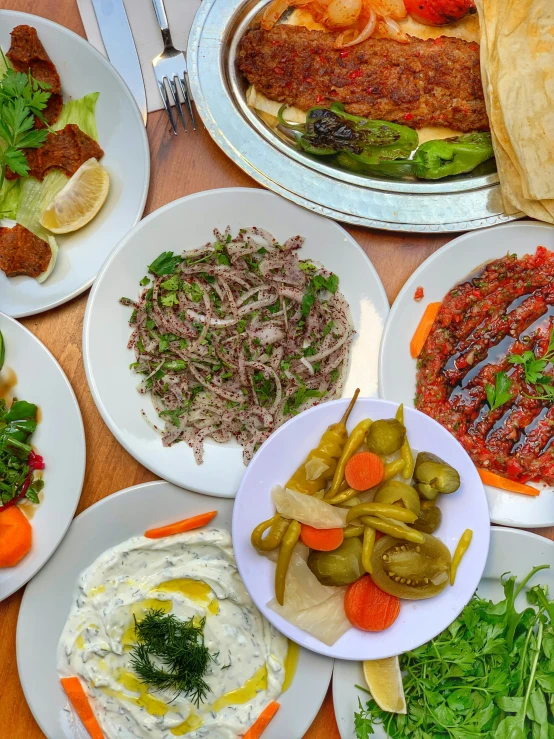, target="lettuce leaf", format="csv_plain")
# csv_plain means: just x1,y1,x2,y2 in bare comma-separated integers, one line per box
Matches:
17,92,101,237
0,180,21,219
